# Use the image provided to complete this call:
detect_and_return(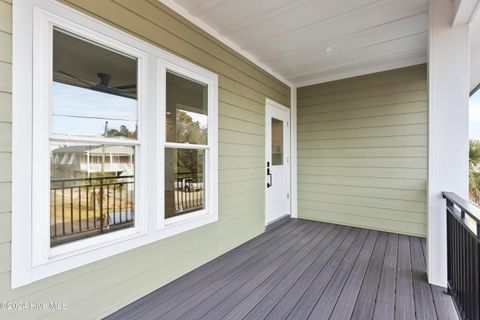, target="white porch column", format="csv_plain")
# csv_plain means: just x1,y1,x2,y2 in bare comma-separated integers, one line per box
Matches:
428,0,470,287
